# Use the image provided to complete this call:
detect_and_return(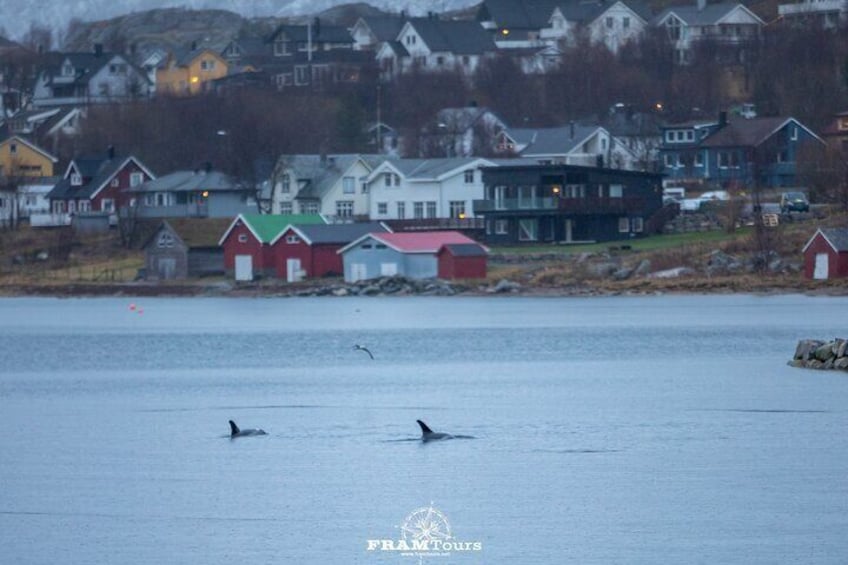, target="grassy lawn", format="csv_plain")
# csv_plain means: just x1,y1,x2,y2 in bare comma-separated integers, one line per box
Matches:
490,227,755,255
